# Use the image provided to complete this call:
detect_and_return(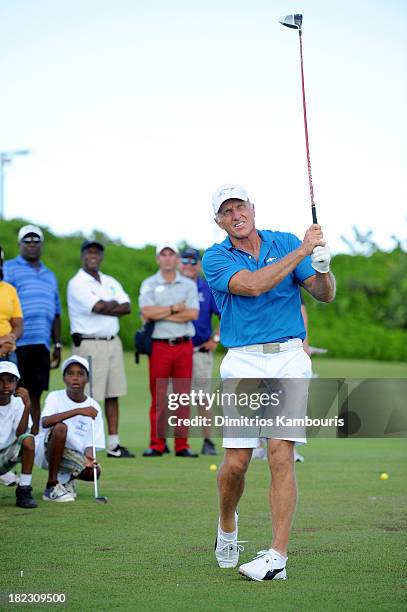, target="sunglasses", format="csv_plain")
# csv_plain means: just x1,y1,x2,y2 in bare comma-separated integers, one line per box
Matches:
22,237,42,244
181,258,198,265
